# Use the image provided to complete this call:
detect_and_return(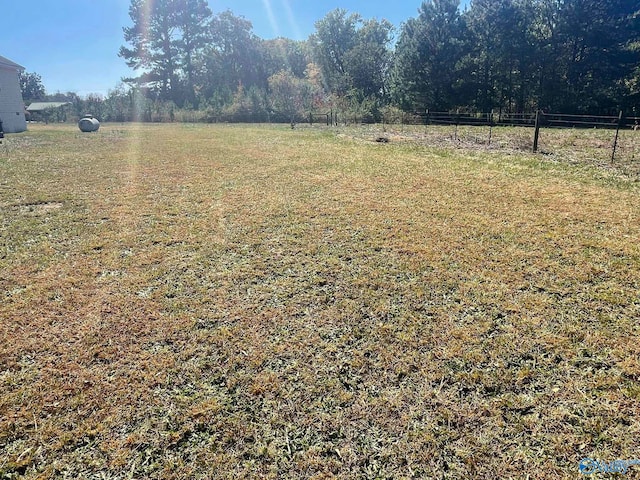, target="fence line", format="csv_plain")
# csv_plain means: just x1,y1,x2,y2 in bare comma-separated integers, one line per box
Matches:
363,110,638,163
401,110,640,129
317,109,637,172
